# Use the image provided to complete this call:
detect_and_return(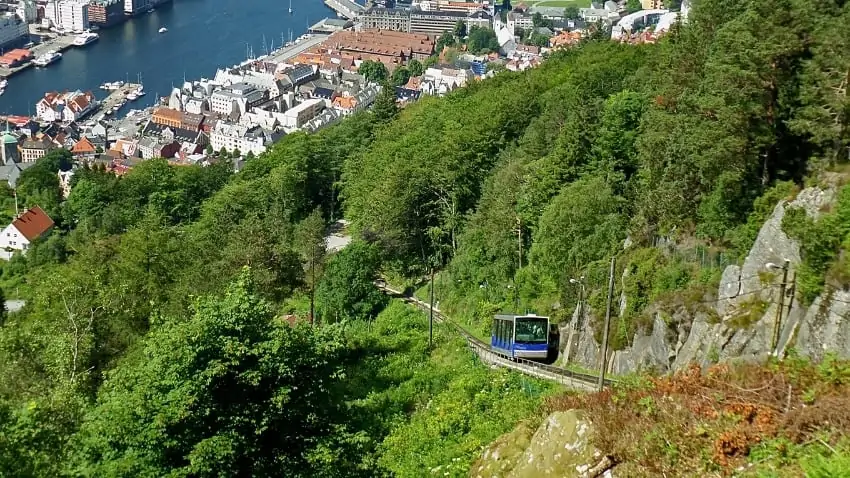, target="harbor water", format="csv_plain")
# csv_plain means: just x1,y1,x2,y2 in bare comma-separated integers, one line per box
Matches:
0,0,332,115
